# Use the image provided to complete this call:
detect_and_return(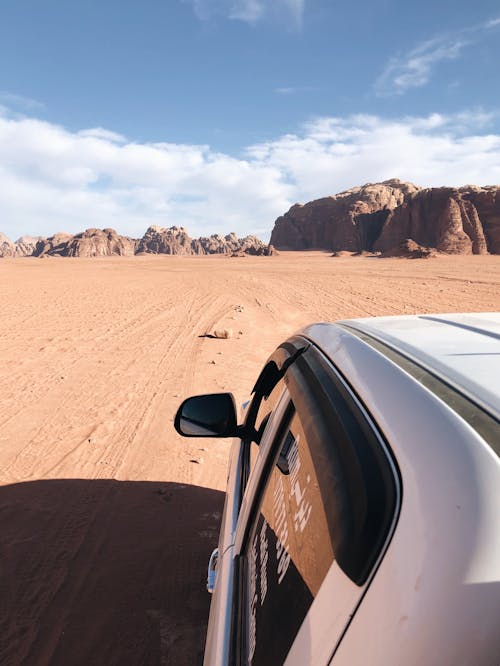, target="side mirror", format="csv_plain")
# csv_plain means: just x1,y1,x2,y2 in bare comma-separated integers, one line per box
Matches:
174,393,239,438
